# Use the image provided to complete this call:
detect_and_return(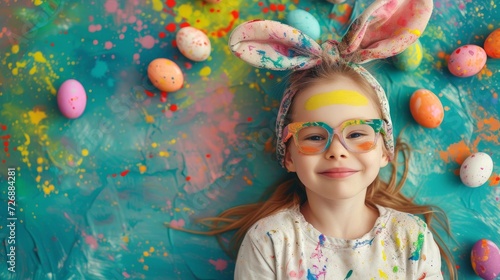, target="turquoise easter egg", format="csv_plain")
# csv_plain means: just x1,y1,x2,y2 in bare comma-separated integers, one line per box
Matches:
286,9,320,41
392,40,423,71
